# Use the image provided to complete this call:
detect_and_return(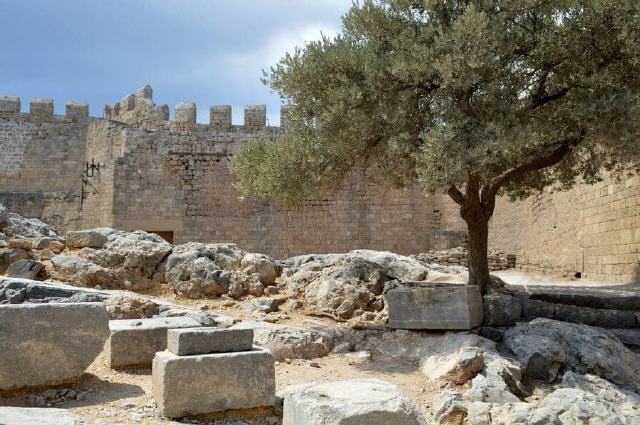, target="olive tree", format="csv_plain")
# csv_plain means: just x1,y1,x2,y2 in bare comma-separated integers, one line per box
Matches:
231,0,640,293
